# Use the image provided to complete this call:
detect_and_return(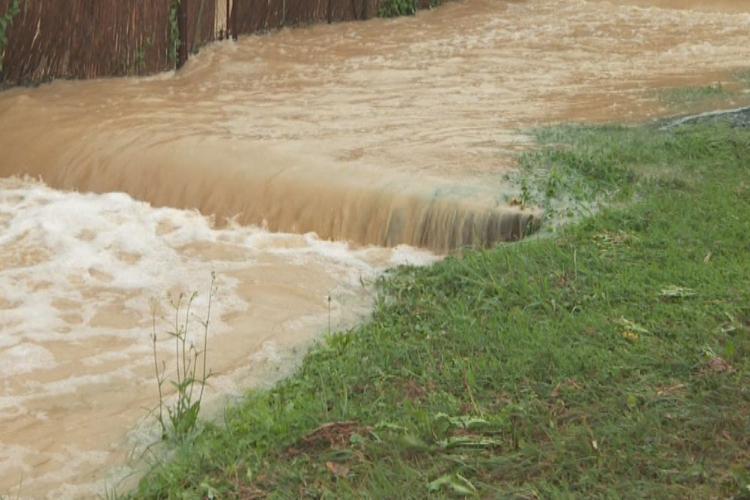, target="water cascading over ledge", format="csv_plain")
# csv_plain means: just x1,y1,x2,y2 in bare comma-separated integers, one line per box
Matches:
0,125,537,252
